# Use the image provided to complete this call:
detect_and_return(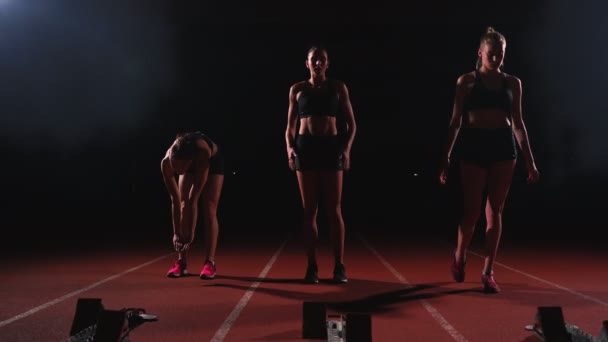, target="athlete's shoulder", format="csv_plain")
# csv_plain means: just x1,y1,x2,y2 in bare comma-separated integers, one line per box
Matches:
457,71,476,85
